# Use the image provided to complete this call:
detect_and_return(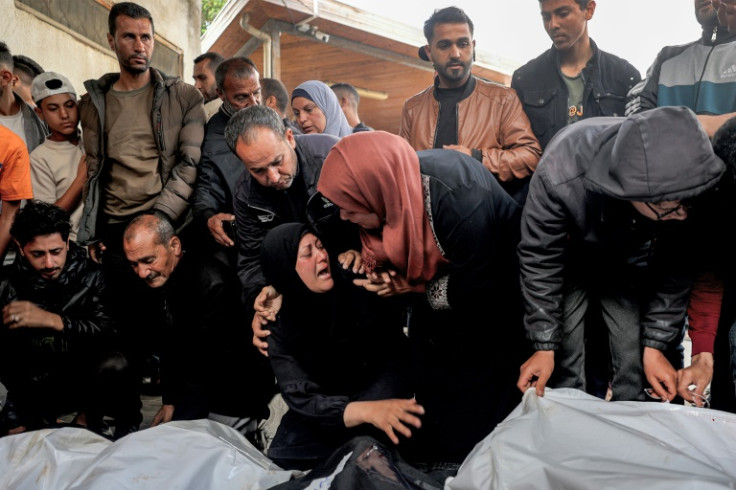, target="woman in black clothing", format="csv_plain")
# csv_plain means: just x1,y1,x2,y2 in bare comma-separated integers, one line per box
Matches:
261,223,421,471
